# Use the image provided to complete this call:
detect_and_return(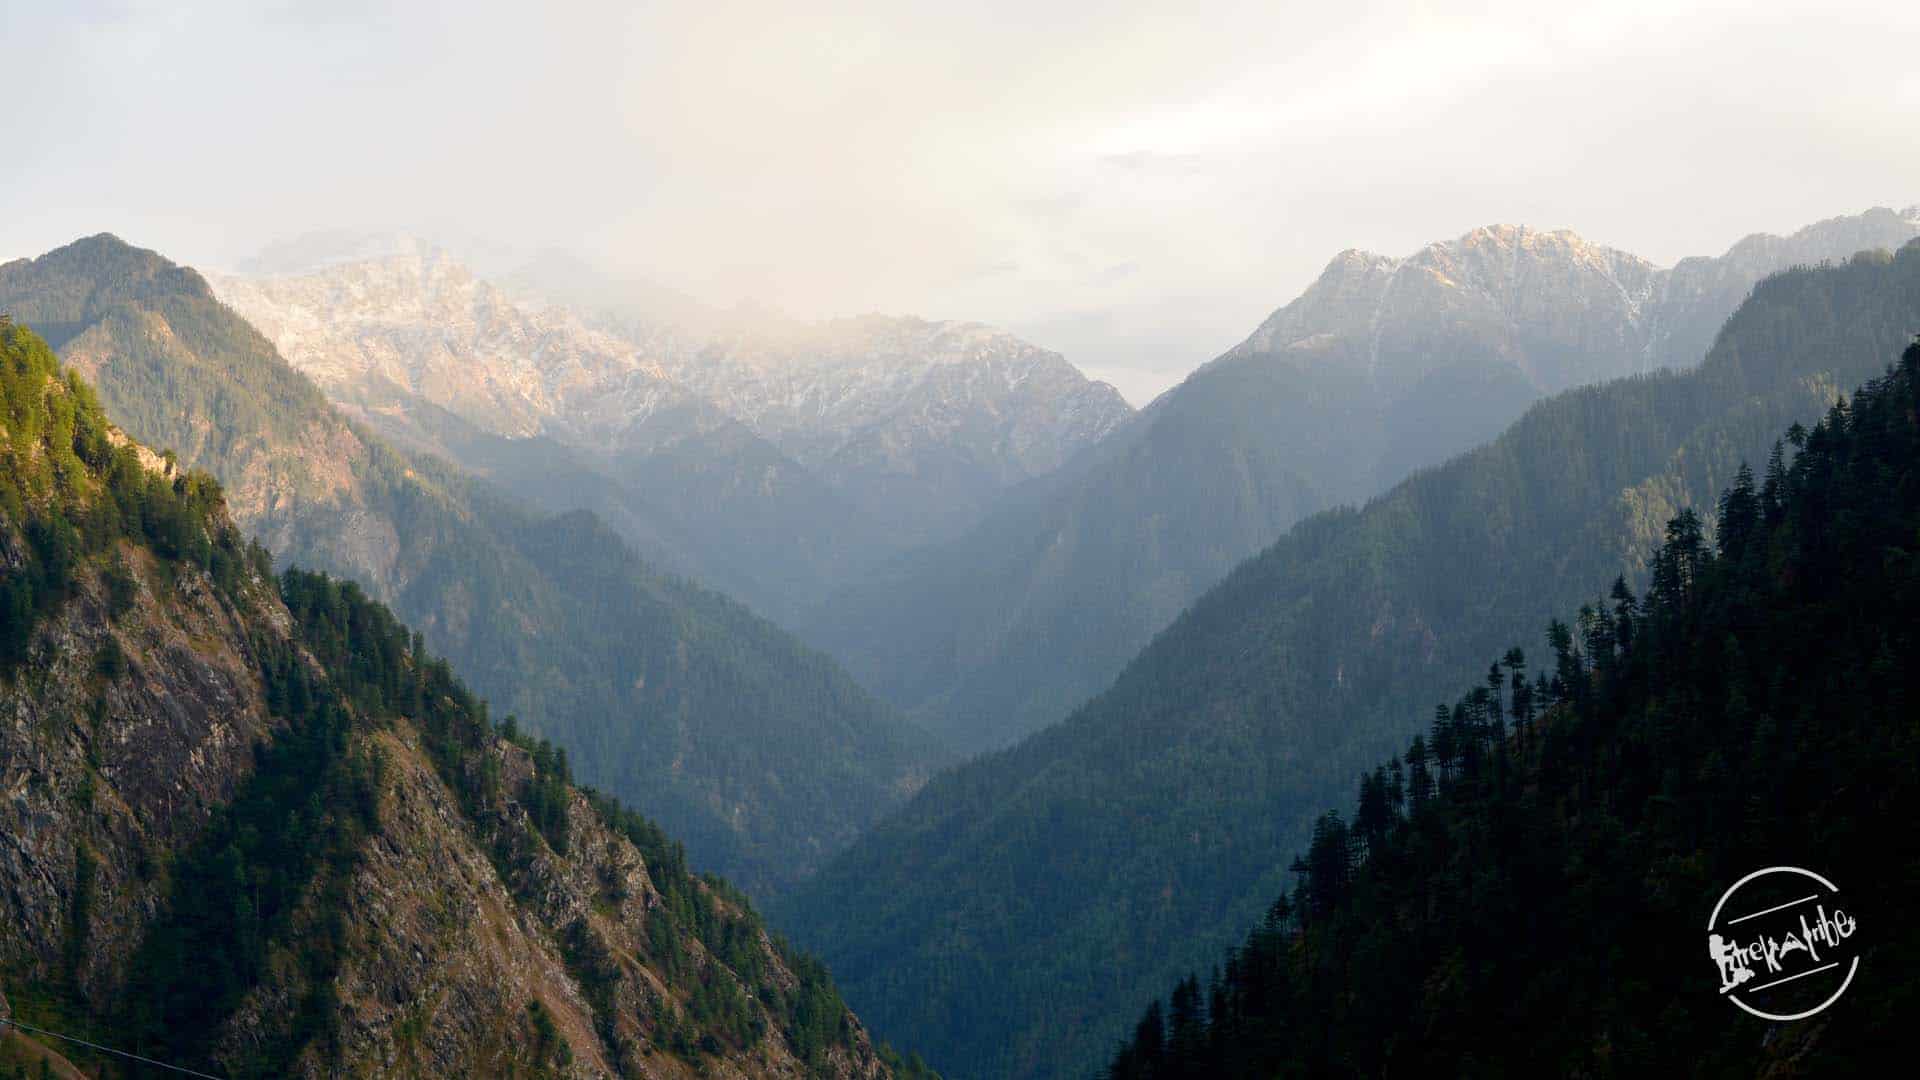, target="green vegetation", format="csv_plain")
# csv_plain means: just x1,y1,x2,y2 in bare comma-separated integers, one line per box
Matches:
585,787,931,1073
123,633,387,1077
276,568,903,1071
1109,341,1920,1077
808,210,1920,759
0,320,264,670
778,243,1920,1078
1,235,944,897
2,324,918,1077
